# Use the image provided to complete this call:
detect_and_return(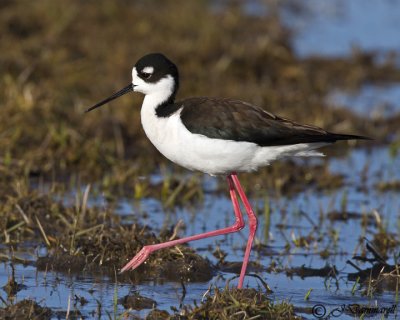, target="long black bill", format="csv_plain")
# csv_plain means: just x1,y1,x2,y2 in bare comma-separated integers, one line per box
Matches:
85,84,133,113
